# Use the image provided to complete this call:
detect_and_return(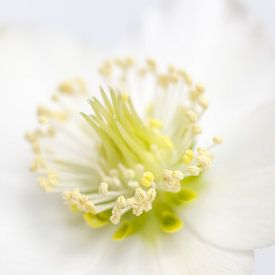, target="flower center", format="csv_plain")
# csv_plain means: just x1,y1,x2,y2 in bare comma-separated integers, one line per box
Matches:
26,58,222,240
